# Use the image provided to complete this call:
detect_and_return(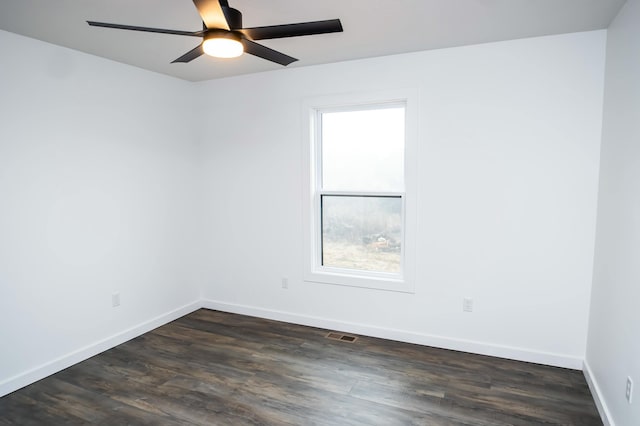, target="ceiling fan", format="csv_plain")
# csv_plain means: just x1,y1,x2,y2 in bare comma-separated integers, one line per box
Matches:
87,0,343,66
